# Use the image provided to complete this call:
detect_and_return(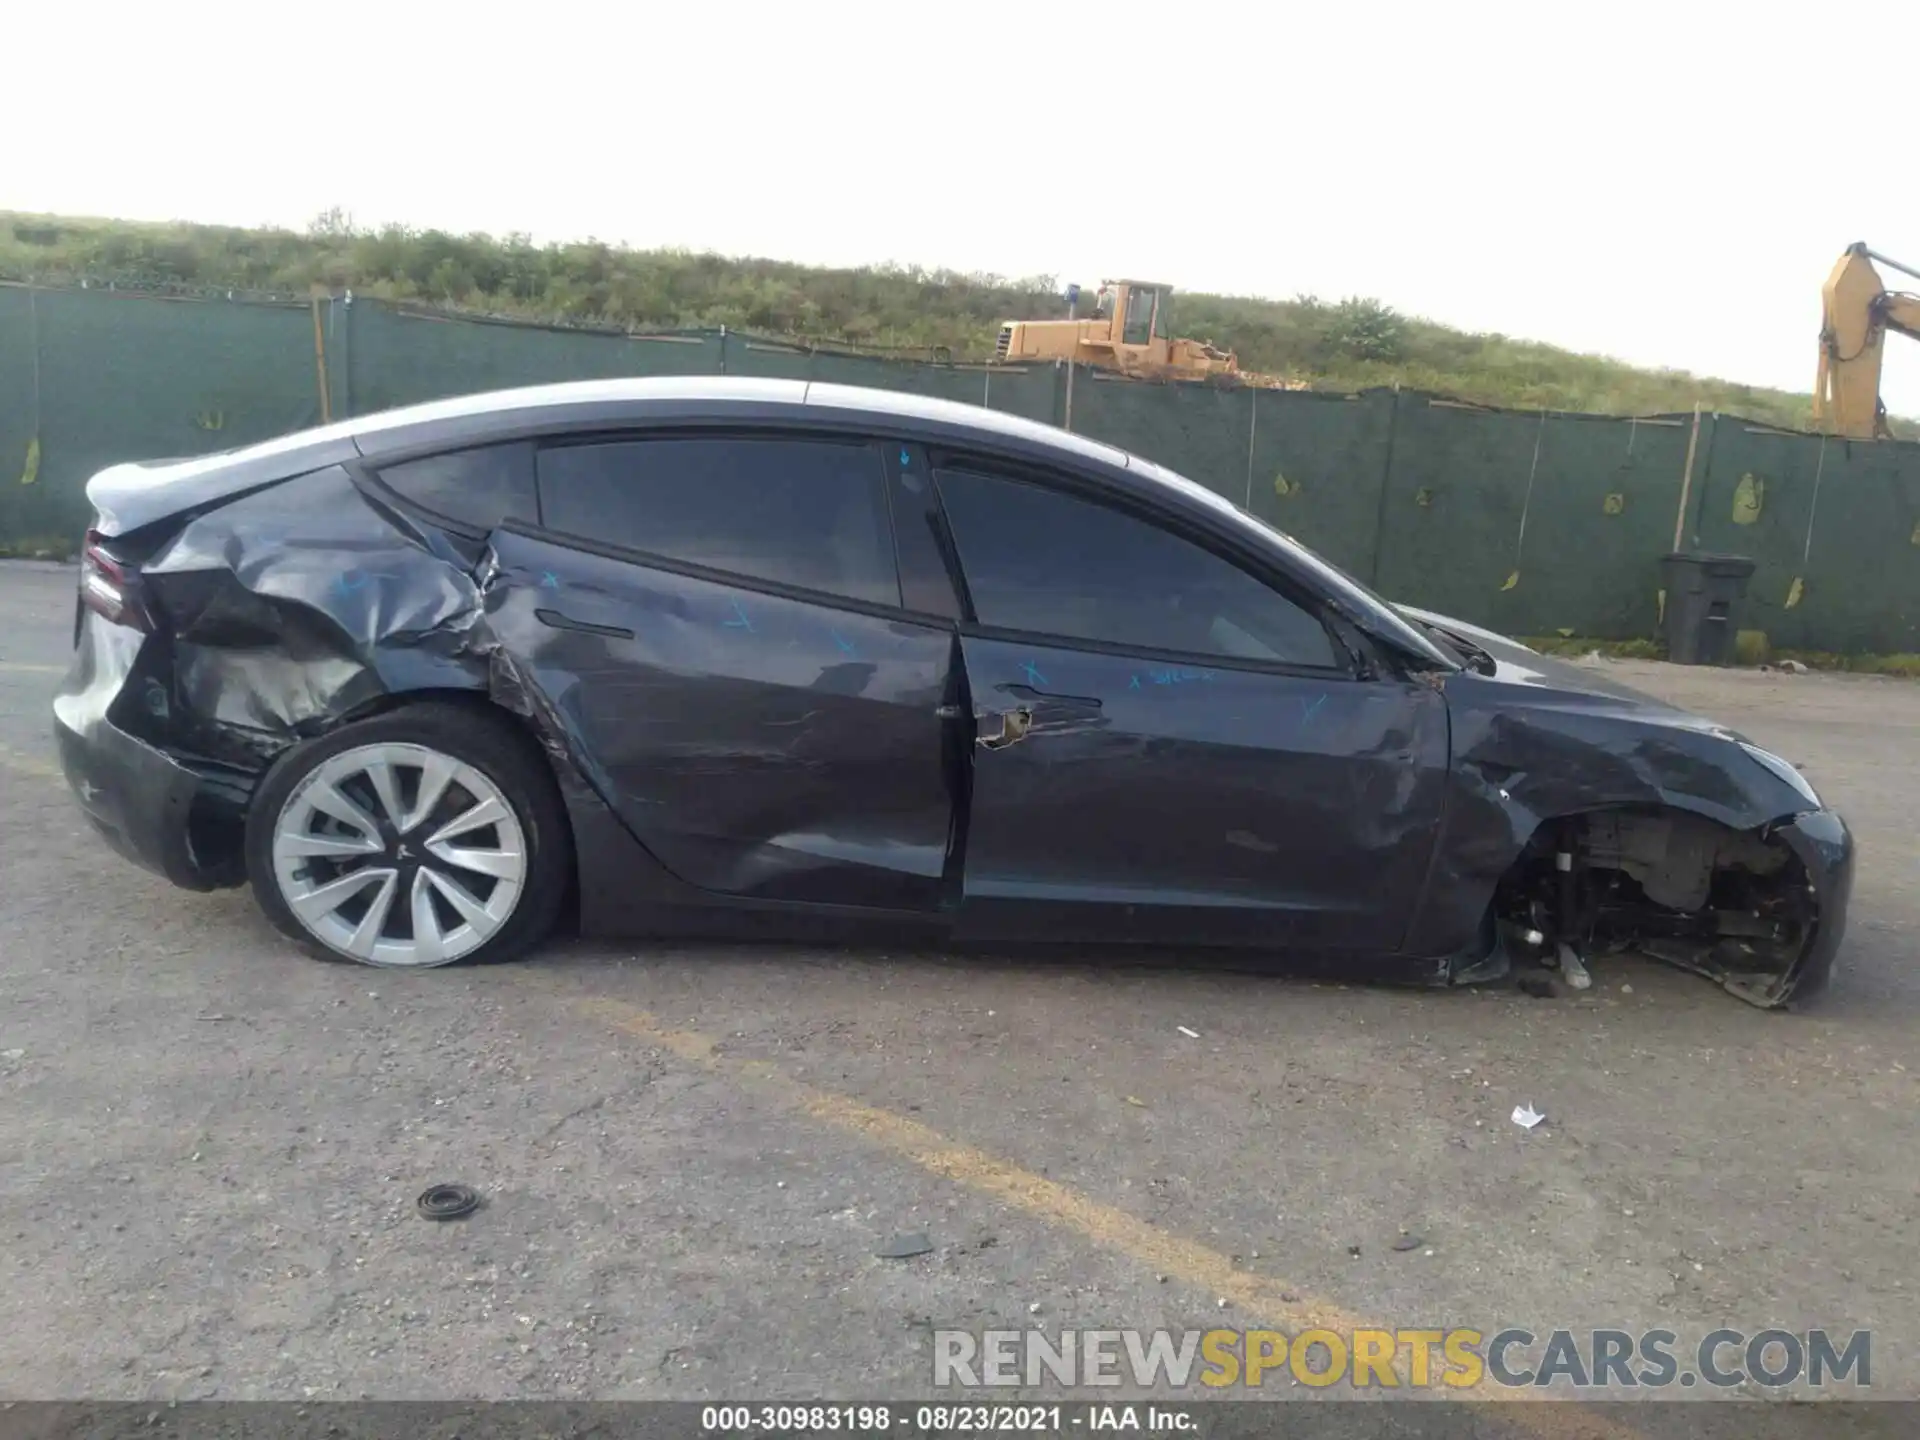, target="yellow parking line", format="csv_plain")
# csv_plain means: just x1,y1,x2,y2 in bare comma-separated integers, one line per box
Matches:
560,989,1638,1433
579,995,1355,1326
